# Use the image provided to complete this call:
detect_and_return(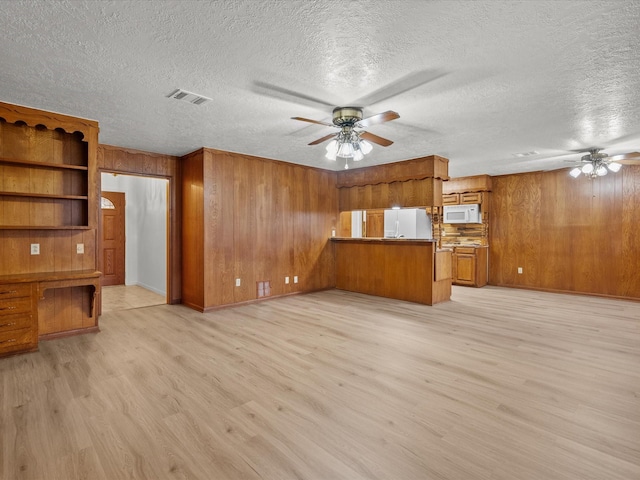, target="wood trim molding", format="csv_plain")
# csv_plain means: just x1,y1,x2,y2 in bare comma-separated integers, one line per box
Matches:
0,101,99,139
336,155,449,188
443,174,492,194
